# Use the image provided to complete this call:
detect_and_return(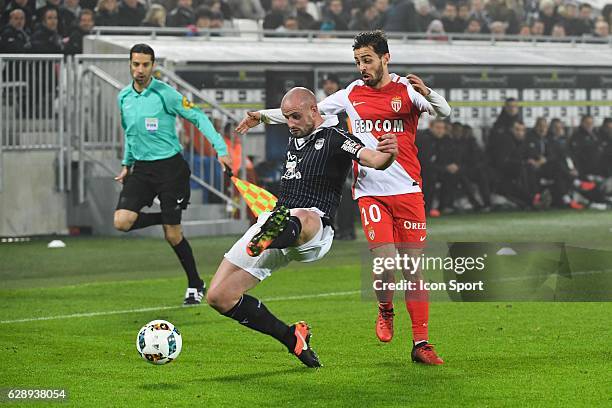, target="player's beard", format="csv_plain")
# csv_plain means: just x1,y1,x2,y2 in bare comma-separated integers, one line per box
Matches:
289,122,315,138
362,63,384,87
